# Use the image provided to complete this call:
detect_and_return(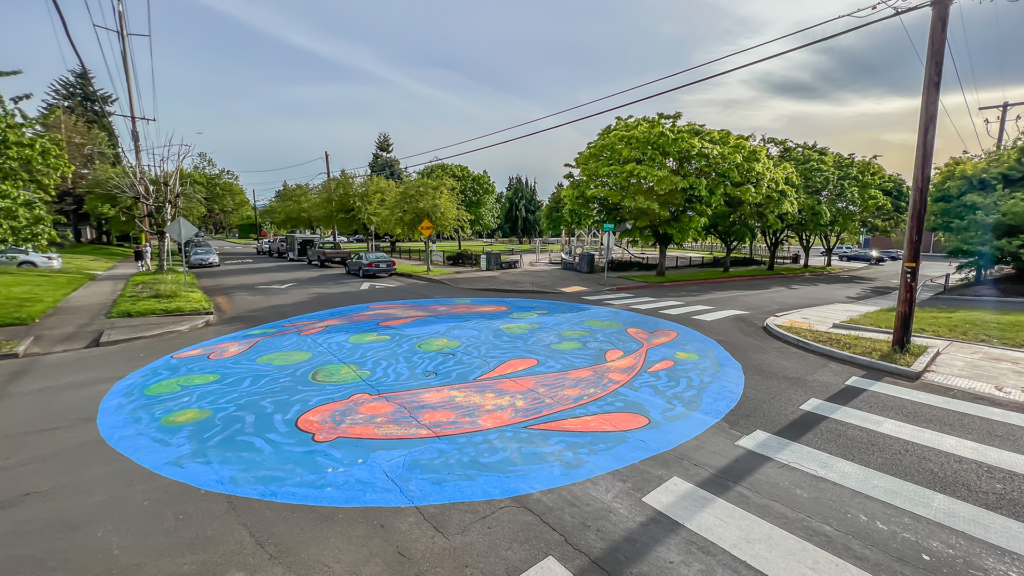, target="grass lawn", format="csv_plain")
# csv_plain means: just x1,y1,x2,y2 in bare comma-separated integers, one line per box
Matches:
396,263,456,277
621,266,835,284
108,271,213,318
780,325,927,367
846,307,1024,350
0,268,90,327
0,340,20,353
58,243,134,275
